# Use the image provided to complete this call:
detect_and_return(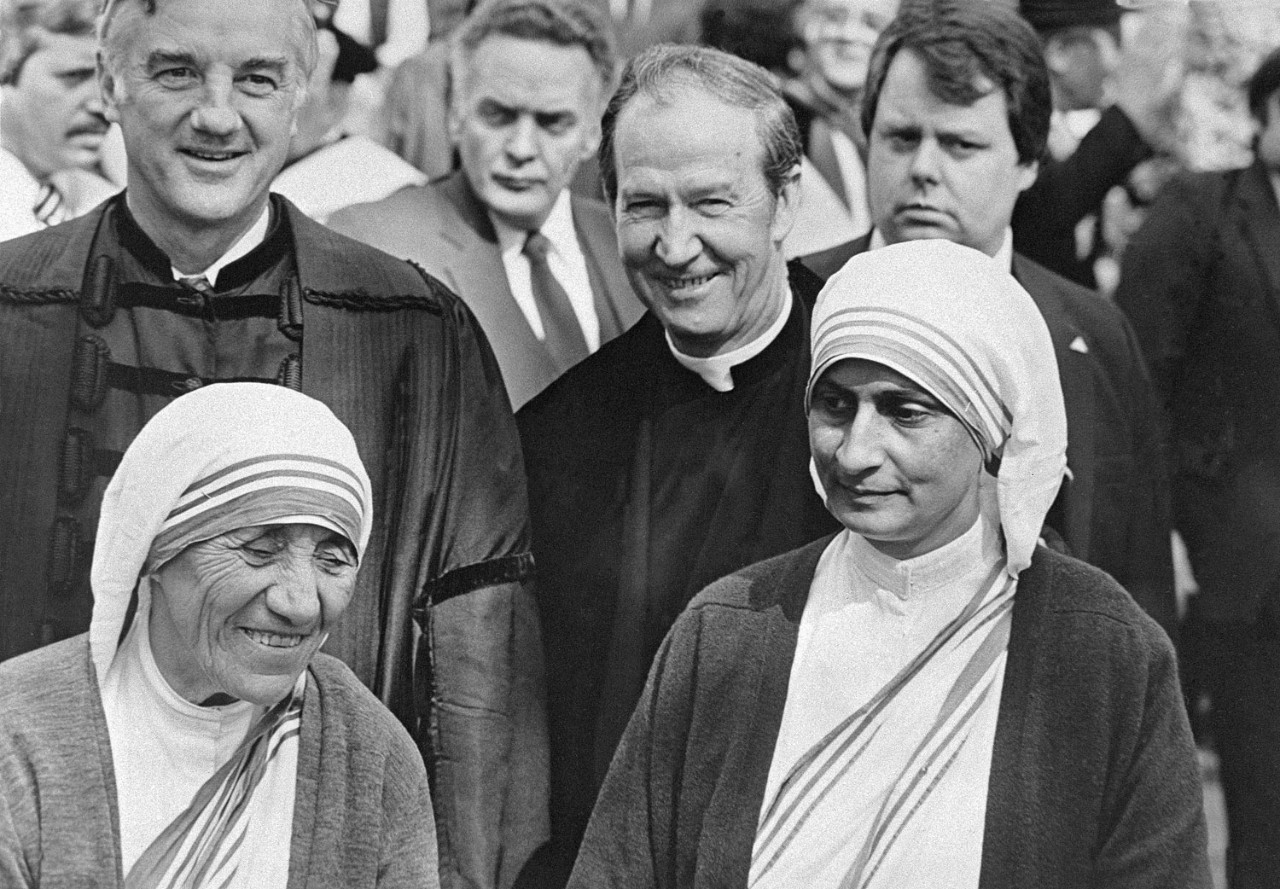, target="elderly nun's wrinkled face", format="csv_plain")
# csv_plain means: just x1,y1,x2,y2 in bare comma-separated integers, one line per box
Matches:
148,522,358,706
809,358,984,560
